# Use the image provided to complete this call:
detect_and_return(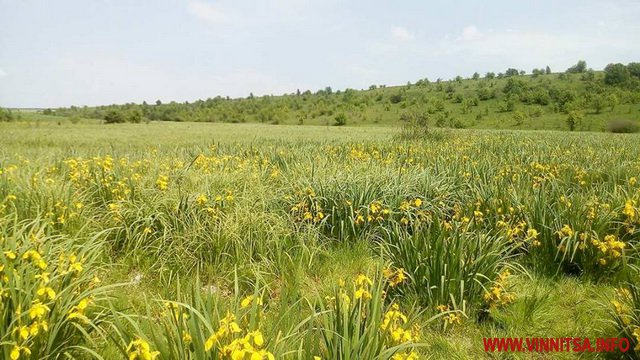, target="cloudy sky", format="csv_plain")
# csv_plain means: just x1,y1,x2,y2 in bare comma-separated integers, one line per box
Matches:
1,0,639,108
